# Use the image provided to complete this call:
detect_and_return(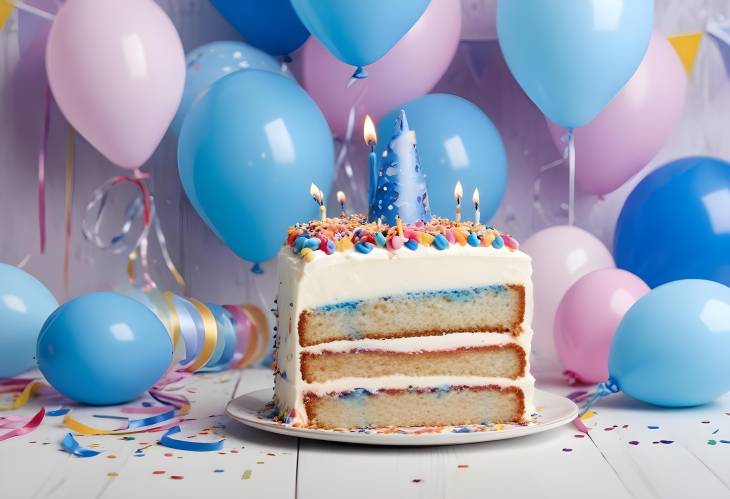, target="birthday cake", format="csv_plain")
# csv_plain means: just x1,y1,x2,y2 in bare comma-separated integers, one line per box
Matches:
272,111,534,430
